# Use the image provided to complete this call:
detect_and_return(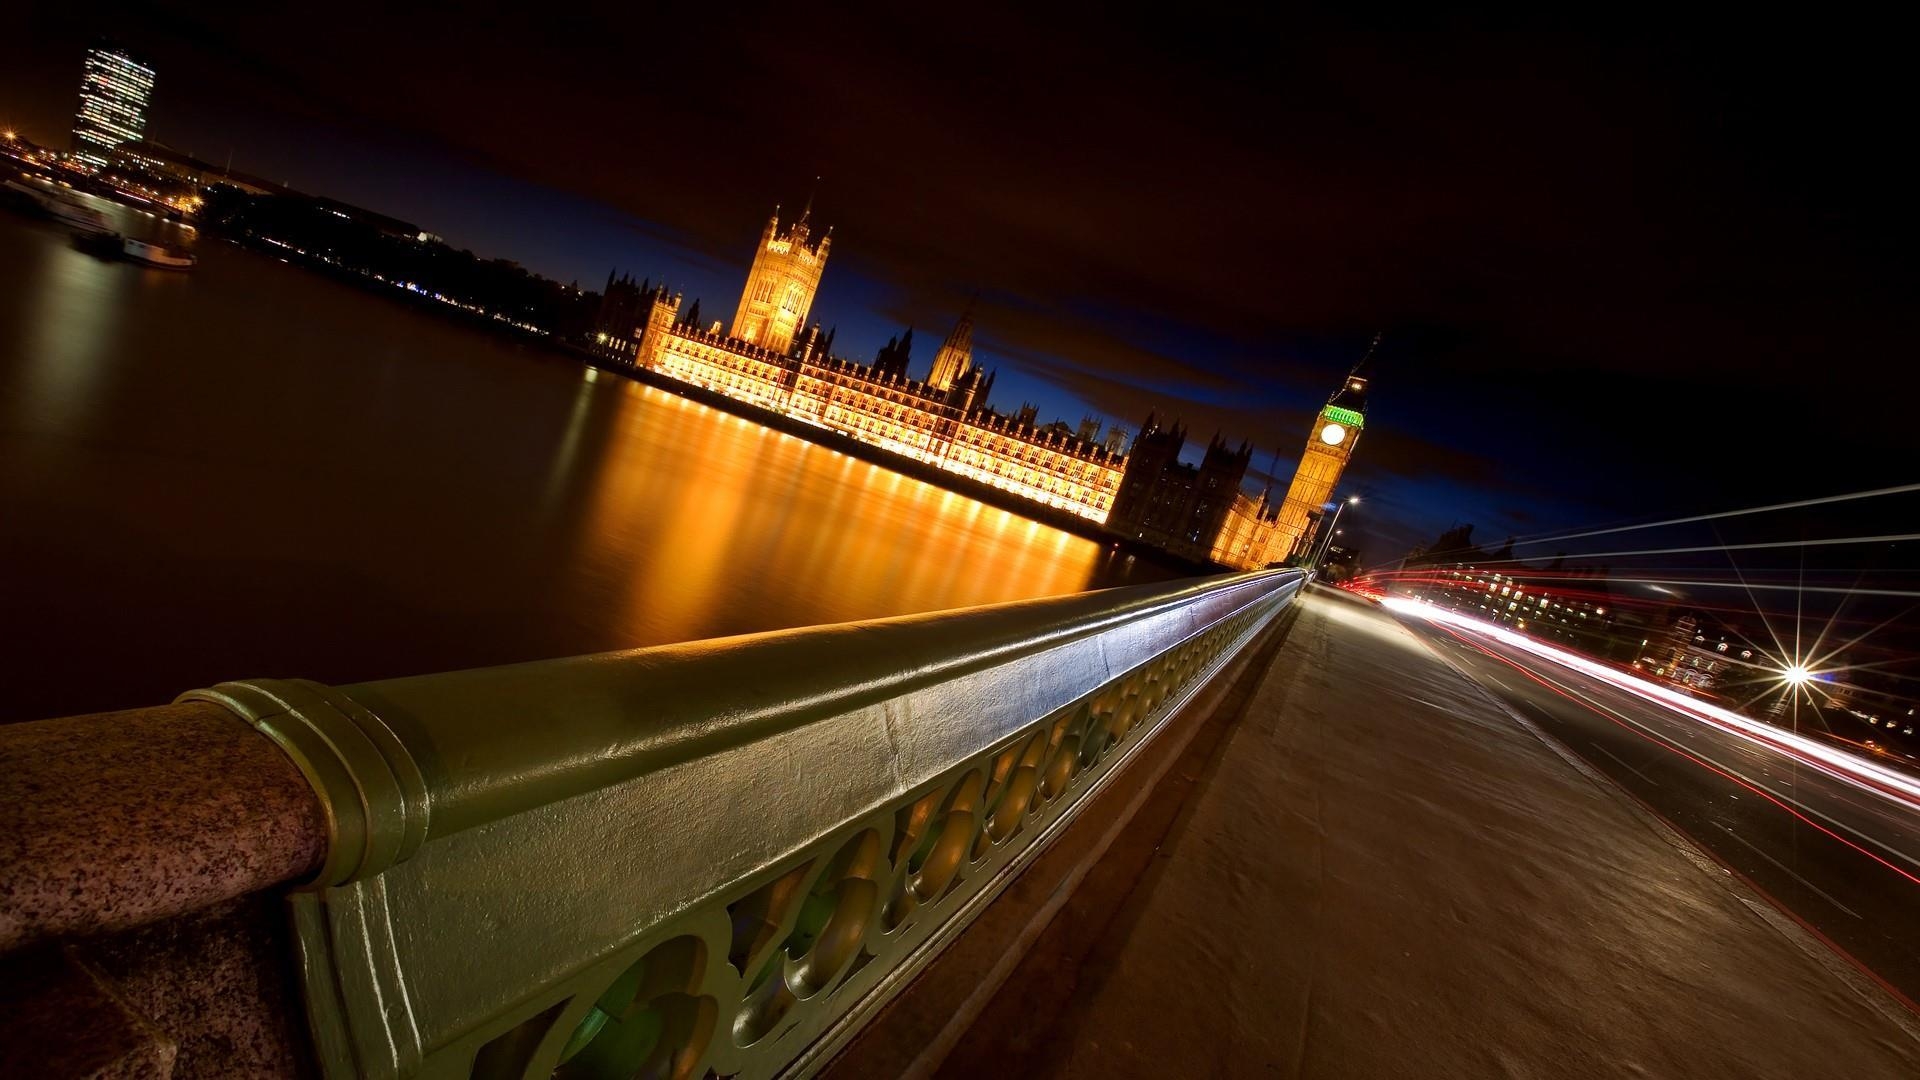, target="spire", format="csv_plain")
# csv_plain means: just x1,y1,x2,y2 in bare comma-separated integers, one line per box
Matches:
1351,331,1382,378
798,176,820,226
926,304,976,391
1329,332,1378,413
